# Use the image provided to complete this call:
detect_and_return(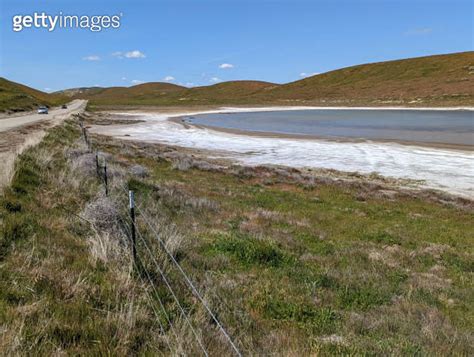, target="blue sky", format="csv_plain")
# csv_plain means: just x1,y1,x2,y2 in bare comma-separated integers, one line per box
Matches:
0,0,472,92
